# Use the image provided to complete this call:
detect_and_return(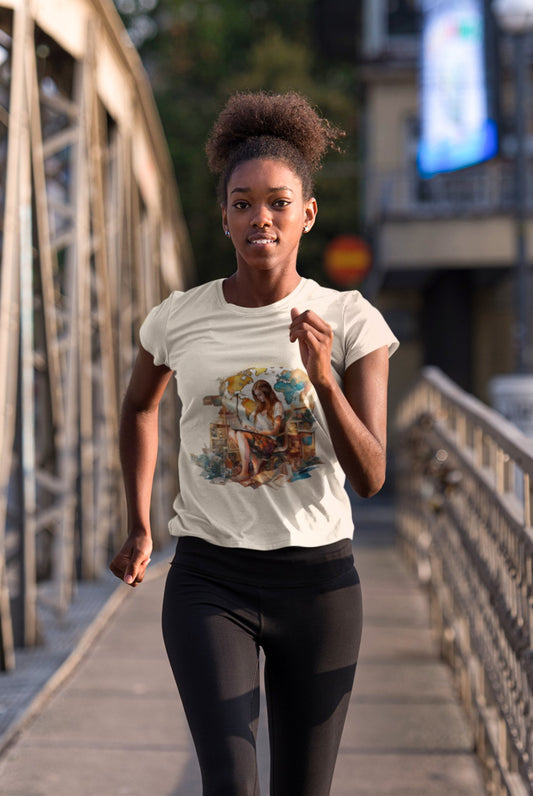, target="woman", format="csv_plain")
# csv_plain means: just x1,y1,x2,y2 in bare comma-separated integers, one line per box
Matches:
230,379,285,482
110,91,398,796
